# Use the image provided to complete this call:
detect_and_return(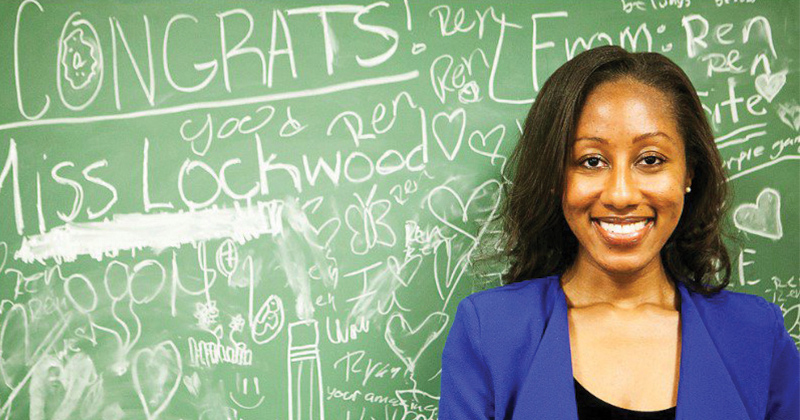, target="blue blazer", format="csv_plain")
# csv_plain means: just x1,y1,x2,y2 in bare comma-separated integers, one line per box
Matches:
439,275,799,419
